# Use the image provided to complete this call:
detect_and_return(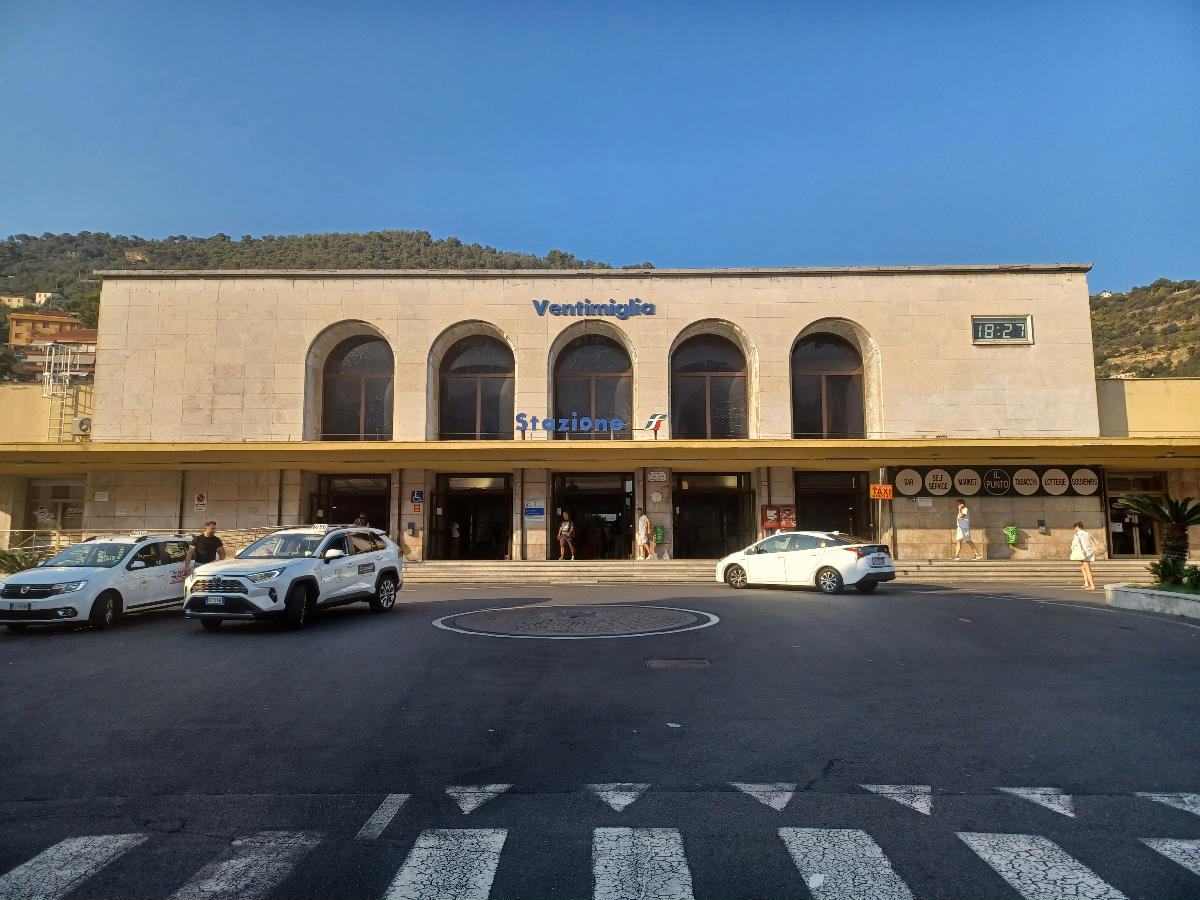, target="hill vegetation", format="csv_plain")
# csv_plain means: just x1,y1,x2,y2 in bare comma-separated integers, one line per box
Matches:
1091,278,1200,378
